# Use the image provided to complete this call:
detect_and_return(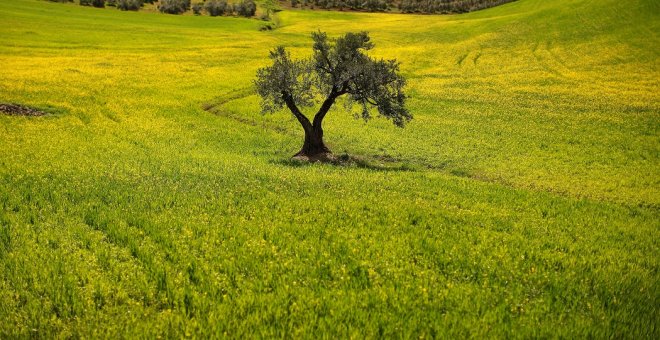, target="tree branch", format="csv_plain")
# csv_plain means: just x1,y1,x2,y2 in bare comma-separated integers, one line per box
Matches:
321,54,334,74
283,93,312,133
313,90,341,129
